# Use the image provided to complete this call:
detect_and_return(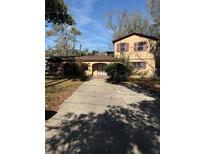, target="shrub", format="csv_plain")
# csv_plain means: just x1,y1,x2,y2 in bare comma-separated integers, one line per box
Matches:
105,63,133,82
72,63,82,76
63,63,83,77
47,62,61,76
